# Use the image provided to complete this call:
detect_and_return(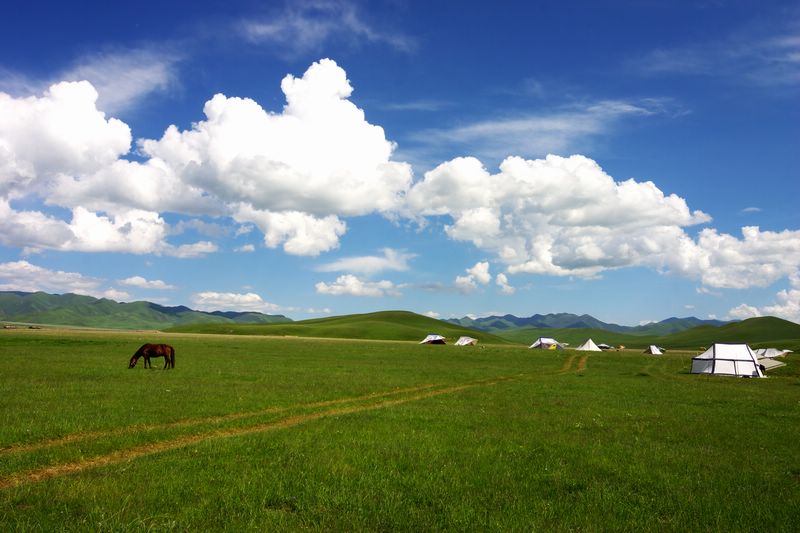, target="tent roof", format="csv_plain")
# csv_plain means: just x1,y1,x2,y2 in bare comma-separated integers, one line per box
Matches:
576,338,602,351
419,334,446,344
455,336,478,346
694,343,757,361
643,345,663,355
529,337,563,349
755,348,788,358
